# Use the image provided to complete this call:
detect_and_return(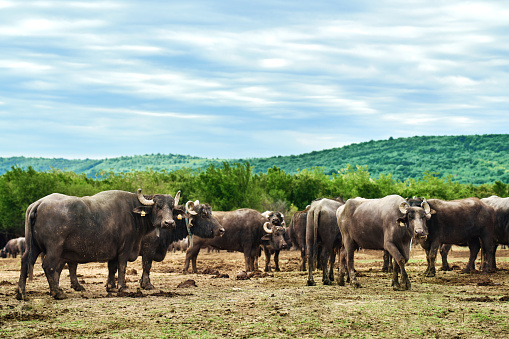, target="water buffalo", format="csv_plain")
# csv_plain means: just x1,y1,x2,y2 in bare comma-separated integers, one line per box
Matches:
438,195,509,272
1,237,25,258
416,198,496,277
306,198,344,286
337,195,431,290
17,189,183,300
137,200,224,289
259,211,289,272
62,200,224,291
184,208,288,273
